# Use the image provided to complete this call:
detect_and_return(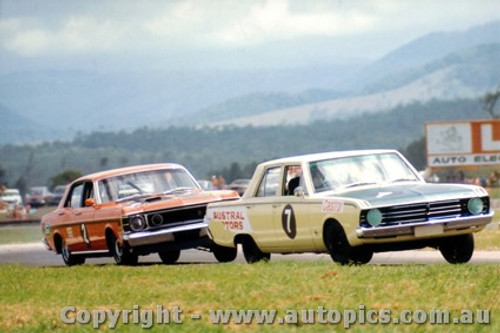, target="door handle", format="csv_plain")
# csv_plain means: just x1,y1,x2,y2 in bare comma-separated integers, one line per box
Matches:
58,212,65,216
74,212,82,216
